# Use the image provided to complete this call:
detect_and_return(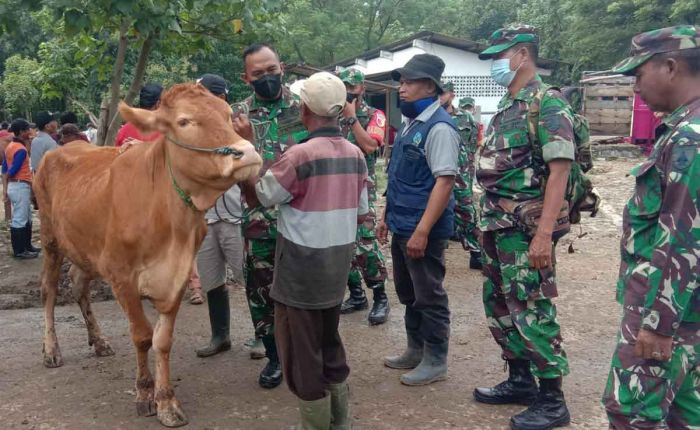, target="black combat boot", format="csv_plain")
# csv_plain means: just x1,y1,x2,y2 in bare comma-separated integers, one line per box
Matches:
469,251,482,270
196,285,231,357
258,335,282,389
340,283,368,314
510,377,570,430
24,220,41,253
367,285,389,325
474,359,538,405
10,227,38,259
